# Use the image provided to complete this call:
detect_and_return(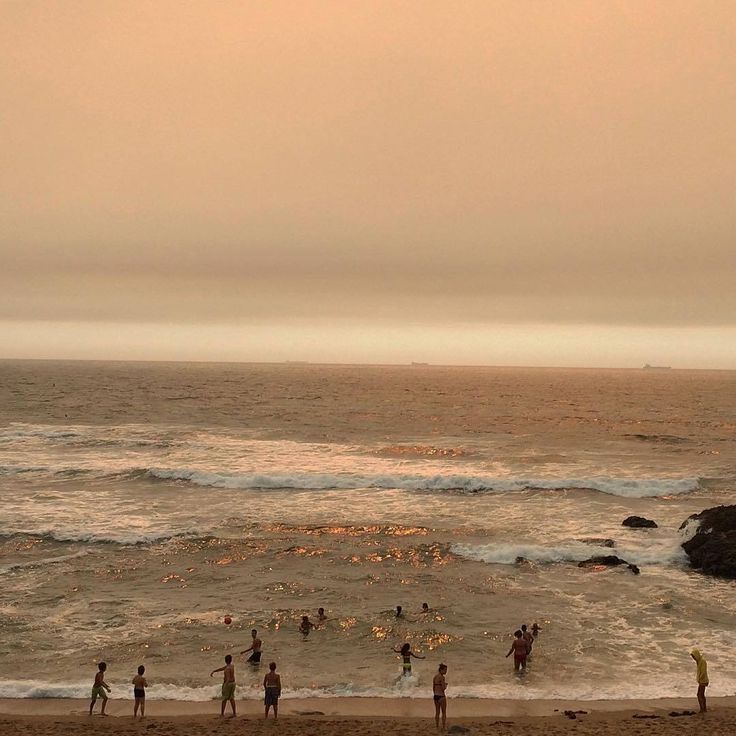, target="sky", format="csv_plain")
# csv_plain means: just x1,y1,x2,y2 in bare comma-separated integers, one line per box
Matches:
1,1,735,367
